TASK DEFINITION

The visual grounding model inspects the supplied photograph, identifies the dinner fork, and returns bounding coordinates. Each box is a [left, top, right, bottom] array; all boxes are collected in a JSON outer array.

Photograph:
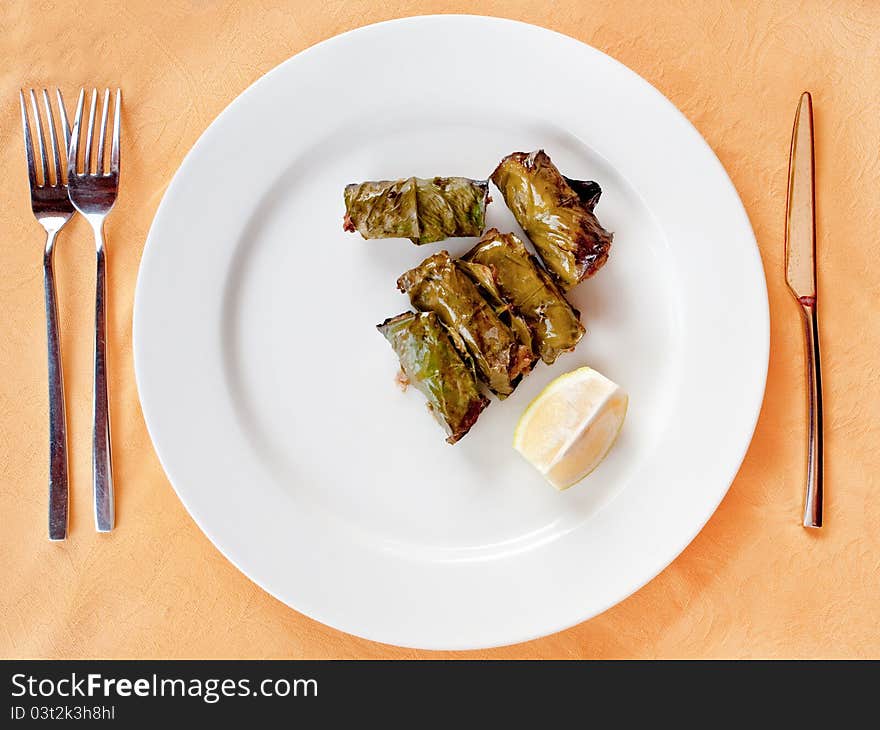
[[20, 89, 74, 541], [68, 88, 121, 533]]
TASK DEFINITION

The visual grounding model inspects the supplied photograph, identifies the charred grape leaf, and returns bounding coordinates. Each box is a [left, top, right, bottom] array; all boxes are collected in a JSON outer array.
[[491, 150, 612, 290]]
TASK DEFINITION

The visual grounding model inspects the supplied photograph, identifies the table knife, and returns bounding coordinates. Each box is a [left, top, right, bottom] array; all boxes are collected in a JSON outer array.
[[784, 91, 823, 528]]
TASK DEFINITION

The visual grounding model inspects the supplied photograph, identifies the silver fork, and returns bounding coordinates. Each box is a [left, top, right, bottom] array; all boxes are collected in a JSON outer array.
[[68, 88, 121, 533], [20, 89, 74, 541]]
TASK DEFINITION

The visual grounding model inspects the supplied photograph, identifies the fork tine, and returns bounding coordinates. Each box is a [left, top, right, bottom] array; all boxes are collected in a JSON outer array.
[[41, 89, 62, 185], [19, 90, 37, 188], [84, 88, 97, 174], [29, 90, 49, 186], [110, 89, 121, 174], [68, 88, 84, 178], [55, 89, 71, 157], [97, 89, 109, 174]]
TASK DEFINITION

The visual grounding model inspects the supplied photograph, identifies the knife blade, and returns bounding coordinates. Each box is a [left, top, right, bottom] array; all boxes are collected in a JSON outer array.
[[785, 92, 817, 303]]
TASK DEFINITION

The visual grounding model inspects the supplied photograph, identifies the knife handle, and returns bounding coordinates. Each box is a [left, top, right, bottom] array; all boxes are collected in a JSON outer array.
[[799, 299, 823, 528]]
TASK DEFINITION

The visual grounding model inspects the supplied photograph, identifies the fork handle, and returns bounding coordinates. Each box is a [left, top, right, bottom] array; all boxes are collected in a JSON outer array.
[[799, 300, 823, 528], [44, 232, 68, 541], [93, 236, 114, 532]]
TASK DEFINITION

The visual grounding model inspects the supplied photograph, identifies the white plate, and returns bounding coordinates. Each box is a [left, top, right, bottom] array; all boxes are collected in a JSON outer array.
[[134, 16, 768, 649]]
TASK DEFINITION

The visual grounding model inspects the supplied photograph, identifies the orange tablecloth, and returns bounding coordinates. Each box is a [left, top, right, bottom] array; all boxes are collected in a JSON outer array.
[[2, 0, 878, 659]]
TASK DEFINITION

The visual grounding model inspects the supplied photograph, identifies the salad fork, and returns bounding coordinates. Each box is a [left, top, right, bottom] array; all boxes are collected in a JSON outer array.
[[68, 88, 121, 533], [20, 89, 74, 541]]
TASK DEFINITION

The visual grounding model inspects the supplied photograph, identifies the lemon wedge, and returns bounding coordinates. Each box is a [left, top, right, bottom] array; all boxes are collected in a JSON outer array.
[[514, 367, 627, 490]]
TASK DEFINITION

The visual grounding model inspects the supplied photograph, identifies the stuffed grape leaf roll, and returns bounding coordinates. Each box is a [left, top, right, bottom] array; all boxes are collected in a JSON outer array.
[[490, 150, 612, 290], [456, 258, 536, 358], [398, 251, 533, 398], [344, 177, 489, 244], [378, 312, 489, 444], [462, 229, 584, 364]]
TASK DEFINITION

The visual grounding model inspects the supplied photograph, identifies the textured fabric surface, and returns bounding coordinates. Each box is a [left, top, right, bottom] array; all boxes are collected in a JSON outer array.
[[2, 0, 878, 659]]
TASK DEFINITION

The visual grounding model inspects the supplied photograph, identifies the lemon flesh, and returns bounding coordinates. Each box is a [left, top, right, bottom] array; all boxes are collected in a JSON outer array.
[[513, 367, 627, 490]]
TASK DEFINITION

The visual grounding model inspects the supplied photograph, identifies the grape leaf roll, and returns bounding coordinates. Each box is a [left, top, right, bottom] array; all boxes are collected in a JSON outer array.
[[462, 229, 584, 365], [377, 312, 489, 444], [344, 177, 489, 244], [490, 150, 612, 290], [398, 251, 534, 398]]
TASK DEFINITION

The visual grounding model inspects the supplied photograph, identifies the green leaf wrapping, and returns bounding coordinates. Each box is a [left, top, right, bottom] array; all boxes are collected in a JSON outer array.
[[490, 150, 612, 290], [344, 177, 489, 244], [462, 229, 585, 364], [397, 251, 533, 398], [377, 312, 489, 444], [456, 259, 537, 359]]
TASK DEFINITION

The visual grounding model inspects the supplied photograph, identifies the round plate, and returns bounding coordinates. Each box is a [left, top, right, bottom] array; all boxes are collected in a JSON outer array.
[[134, 15, 768, 649]]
